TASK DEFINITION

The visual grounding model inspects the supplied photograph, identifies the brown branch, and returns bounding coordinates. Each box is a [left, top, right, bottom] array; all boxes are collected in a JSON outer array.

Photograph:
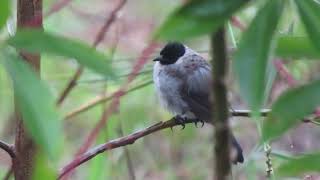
[[211, 28, 231, 179], [58, 109, 270, 179], [14, 0, 42, 179], [56, 0, 127, 105], [58, 118, 191, 179], [273, 59, 297, 86], [231, 16, 246, 31], [0, 140, 14, 158]]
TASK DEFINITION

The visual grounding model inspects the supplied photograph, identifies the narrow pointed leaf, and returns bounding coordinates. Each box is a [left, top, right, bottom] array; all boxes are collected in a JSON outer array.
[[233, 0, 284, 114], [155, 0, 249, 40], [1, 50, 63, 158], [277, 153, 320, 177], [295, 0, 320, 51], [262, 79, 320, 141], [0, 0, 10, 30], [7, 29, 114, 77]]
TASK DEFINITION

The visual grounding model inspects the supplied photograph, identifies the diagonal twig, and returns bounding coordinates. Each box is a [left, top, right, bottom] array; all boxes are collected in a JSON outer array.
[[0, 140, 14, 158], [65, 80, 153, 120], [58, 107, 320, 179], [58, 109, 270, 179], [58, 118, 201, 179]]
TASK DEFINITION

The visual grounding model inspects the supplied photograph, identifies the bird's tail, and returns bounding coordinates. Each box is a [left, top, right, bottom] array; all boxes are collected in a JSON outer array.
[[231, 135, 244, 164]]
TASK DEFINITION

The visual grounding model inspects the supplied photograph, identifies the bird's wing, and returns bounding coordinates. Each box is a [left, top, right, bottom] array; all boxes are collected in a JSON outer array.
[[180, 55, 213, 122]]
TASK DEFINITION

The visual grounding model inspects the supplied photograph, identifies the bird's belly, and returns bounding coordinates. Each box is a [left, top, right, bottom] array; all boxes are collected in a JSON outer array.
[[156, 80, 189, 116]]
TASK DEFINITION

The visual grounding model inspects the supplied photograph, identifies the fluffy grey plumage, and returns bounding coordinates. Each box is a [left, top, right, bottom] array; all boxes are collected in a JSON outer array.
[[153, 42, 244, 164]]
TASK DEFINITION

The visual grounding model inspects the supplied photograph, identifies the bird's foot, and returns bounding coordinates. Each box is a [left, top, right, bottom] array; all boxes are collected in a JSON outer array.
[[173, 115, 188, 130], [173, 115, 205, 130], [194, 119, 205, 128]]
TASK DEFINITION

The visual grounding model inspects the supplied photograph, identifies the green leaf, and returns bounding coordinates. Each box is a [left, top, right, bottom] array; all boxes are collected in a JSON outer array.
[[276, 36, 320, 59], [233, 0, 284, 114], [7, 29, 114, 77], [0, 50, 63, 158], [155, 0, 249, 40], [262, 79, 320, 141], [277, 153, 320, 177], [0, 0, 10, 31], [295, 0, 320, 51]]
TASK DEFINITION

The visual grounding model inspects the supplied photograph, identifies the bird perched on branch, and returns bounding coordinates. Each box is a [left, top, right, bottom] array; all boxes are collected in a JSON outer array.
[[153, 42, 244, 164]]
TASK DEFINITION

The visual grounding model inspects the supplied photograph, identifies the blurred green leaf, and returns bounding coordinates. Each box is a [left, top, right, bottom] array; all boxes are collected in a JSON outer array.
[[32, 151, 56, 180], [155, 0, 249, 40], [0, 50, 63, 158], [295, 0, 320, 51], [7, 29, 114, 77], [233, 0, 284, 114], [262, 79, 320, 141], [0, 0, 10, 31], [277, 153, 320, 177], [276, 36, 320, 59]]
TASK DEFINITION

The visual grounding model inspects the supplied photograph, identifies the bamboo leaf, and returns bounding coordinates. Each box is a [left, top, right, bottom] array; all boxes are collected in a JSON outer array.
[[262, 79, 320, 141], [7, 29, 114, 77], [1, 50, 63, 158], [233, 0, 284, 114], [295, 0, 320, 51], [155, 0, 249, 40], [277, 153, 320, 177]]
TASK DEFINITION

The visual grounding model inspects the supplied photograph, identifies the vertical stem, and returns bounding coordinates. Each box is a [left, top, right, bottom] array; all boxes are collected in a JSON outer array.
[[13, 0, 42, 179], [211, 28, 231, 180]]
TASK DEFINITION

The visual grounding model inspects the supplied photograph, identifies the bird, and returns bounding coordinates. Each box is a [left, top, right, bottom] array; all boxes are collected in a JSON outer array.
[[153, 42, 244, 164]]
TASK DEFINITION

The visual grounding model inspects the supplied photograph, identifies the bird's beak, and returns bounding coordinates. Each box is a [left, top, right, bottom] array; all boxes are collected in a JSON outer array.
[[153, 57, 161, 62]]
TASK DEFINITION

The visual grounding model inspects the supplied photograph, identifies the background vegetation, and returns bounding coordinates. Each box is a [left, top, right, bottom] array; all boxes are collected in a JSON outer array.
[[1, 0, 320, 179]]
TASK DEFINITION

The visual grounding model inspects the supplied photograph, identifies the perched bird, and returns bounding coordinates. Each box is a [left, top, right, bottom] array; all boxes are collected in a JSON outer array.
[[153, 42, 244, 164]]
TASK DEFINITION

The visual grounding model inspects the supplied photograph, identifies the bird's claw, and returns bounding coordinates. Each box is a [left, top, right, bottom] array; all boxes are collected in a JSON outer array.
[[174, 115, 187, 130], [194, 119, 204, 128]]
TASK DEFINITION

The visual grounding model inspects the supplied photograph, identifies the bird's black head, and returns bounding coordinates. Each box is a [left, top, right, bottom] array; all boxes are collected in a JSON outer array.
[[153, 42, 185, 65]]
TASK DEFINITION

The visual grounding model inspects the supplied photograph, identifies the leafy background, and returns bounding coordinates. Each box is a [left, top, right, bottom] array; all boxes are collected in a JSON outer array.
[[1, 0, 320, 179]]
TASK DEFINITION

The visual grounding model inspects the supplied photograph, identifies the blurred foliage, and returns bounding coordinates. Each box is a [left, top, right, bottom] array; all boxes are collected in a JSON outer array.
[[1, 0, 320, 179], [1, 49, 63, 158], [233, 0, 284, 115]]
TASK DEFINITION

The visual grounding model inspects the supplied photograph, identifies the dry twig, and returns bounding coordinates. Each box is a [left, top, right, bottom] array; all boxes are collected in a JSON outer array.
[[0, 140, 14, 158]]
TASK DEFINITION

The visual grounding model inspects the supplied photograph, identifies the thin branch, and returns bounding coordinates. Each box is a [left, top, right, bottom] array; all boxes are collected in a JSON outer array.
[[273, 59, 297, 86], [58, 118, 192, 179], [56, 0, 127, 105], [65, 80, 153, 120], [57, 67, 83, 105], [58, 109, 271, 179], [231, 109, 269, 117], [0, 140, 14, 158], [231, 16, 246, 31]]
